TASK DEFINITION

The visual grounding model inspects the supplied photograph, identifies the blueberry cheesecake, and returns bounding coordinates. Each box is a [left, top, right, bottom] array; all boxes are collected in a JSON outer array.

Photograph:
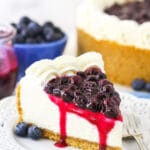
[[15, 52, 123, 150], [77, 0, 150, 85]]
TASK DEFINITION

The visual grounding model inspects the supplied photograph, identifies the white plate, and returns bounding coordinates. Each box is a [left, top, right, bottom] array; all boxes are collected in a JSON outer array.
[[0, 93, 150, 150]]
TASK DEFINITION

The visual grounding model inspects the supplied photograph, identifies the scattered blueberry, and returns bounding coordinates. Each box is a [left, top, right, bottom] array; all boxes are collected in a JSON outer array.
[[145, 83, 150, 92], [28, 125, 42, 140], [131, 78, 145, 91], [15, 122, 28, 137]]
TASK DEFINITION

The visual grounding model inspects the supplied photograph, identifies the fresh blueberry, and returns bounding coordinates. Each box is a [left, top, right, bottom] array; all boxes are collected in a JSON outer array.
[[19, 16, 31, 25], [27, 22, 41, 37], [131, 78, 145, 91], [12, 34, 25, 44], [52, 32, 64, 41], [145, 83, 150, 92], [21, 29, 29, 39], [36, 36, 44, 43], [43, 21, 53, 28], [16, 23, 26, 33], [15, 122, 28, 137], [11, 23, 17, 28], [43, 26, 54, 41], [26, 38, 36, 44], [28, 125, 42, 140]]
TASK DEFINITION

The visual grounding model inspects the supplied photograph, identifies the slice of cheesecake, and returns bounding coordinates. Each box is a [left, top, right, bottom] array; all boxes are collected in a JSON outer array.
[[16, 52, 123, 150]]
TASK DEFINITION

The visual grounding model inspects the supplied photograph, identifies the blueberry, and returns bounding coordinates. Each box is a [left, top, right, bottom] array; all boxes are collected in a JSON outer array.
[[15, 122, 28, 137], [26, 38, 36, 44], [145, 83, 150, 92], [62, 90, 74, 103], [43, 26, 54, 41], [11, 23, 17, 28], [51, 32, 64, 41], [21, 29, 29, 39], [19, 16, 31, 25], [27, 22, 41, 37], [104, 107, 118, 118], [12, 34, 25, 44], [52, 88, 61, 96], [35, 36, 44, 43], [131, 78, 145, 91], [28, 125, 42, 140], [43, 21, 54, 28], [16, 24, 26, 33], [99, 73, 107, 79]]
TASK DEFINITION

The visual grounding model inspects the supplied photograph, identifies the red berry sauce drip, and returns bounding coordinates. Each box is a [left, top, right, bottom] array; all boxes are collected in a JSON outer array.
[[48, 95, 122, 149], [44, 67, 122, 149]]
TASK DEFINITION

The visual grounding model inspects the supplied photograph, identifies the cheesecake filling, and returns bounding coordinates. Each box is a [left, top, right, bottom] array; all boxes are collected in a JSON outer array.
[[19, 53, 122, 149], [77, 0, 150, 49]]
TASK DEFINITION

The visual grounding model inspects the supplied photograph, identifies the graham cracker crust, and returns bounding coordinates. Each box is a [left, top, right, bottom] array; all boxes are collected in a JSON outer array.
[[16, 85, 121, 150], [43, 129, 121, 150], [78, 29, 150, 85]]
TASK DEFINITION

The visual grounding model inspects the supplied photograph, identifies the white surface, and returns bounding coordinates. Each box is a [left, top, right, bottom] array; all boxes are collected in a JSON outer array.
[[0, 92, 150, 150], [77, 0, 150, 49]]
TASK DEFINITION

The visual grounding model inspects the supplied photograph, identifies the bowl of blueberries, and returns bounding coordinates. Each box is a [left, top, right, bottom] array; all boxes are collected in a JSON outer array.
[[11, 16, 67, 80]]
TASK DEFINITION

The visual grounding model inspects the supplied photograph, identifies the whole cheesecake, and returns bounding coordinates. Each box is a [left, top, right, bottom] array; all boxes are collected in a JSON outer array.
[[16, 52, 123, 150], [77, 0, 150, 85]]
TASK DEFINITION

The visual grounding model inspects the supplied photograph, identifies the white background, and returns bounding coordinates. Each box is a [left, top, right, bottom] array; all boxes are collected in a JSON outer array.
[[0, 0, 81, 33]]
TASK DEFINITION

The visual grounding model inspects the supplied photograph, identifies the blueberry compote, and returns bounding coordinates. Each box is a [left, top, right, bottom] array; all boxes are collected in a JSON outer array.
[[0, 25, 18, 99], [44, 67, 122, 150], [104, 0, 150, 24]]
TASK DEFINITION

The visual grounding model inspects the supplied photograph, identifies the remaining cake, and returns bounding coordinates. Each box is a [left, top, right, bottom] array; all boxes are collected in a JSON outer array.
[[77, 0, 150, 85], [16, 52, 122, 150]]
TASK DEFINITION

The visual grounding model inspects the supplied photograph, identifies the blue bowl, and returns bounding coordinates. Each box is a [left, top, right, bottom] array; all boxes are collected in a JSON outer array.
[[13, 35, 67, 80]]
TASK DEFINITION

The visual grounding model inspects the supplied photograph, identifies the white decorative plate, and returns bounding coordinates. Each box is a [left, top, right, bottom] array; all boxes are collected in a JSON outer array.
[[0, 93, 150, 150]]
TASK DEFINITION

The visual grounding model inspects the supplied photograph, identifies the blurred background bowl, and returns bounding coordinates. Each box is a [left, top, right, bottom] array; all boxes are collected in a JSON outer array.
[[13, 34, 67, 80]]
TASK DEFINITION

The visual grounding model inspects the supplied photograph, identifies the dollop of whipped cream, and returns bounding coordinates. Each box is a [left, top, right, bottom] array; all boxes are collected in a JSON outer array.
[[25, 52, 105, 86], [77, 0, 150, 50]]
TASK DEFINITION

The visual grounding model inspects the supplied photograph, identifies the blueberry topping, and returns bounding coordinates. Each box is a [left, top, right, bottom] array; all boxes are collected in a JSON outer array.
[[28, 125, 42, 140], [131, 78, 145, 91], [15, 122, 28, 137], [45, 67, 121, 118], [145, 83, 150, 92], [104, 0, 150, 24]]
